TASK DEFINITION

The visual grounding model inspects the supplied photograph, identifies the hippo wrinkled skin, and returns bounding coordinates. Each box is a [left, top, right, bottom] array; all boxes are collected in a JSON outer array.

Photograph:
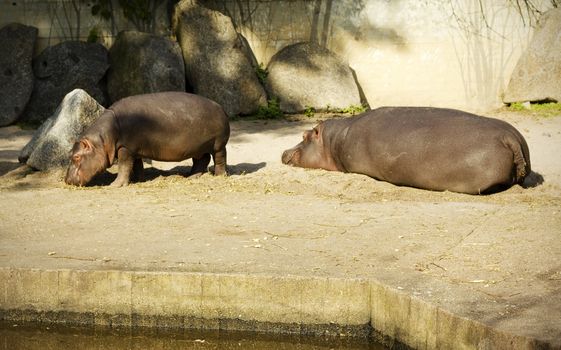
[[282, 107, 531, 194], [65, 92, 230, 187]]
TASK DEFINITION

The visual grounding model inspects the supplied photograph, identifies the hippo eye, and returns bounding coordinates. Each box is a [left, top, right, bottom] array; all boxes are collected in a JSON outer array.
[[73, 155, 81, 162]]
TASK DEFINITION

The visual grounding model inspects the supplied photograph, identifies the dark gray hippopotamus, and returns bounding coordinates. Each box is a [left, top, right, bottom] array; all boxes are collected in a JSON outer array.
[[282, 107, 531, 194], [65, 92, 230, 187]]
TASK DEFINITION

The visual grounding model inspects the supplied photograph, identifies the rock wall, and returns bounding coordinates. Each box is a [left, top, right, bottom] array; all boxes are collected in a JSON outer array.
[[504, 7, 561, 104], [0, 0, 556, 112], [107, 31, 185, 103], [173, 0, 267, 116], [200, 0, 555, 112], [0, 23, 37, 126]]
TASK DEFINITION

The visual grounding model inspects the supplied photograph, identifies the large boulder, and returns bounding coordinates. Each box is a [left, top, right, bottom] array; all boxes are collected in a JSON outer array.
[[0, 23, 37, 126], [172, 0, 267, 116], [19, 89, 104, 171], [504, 8, 561, 103], [266, 42, 361, 113], [20, 41, 109, 125], [107, 30, 185, 103]]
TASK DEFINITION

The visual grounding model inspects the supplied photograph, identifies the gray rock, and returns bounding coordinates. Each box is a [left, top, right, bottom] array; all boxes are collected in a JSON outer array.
[[21, 41, 109, 125], [20, 89, 105, 171], [504, 8, 561, 103], [19, 116, 54, 164], [173, 0, 267, 116], [266, 42, 361, 113], [107, 30, 185, 103], [0, 23, 37, 126]]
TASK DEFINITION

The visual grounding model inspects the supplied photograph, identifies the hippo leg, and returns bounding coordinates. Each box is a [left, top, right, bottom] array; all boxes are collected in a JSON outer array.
[[131, 158, 144, 183], [189, 153, 211, 177], [111, 147, 134, 187], [213, 147, 227, 176]]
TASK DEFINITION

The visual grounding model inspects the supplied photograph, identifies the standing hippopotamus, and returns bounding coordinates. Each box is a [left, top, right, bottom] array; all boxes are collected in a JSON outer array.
[[65, 92, 230, 187], [282, 107, 531, 194]]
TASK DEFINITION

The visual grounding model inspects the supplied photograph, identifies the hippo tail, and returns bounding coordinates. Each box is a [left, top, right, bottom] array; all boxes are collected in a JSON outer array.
[[503, 133, 531, 184]]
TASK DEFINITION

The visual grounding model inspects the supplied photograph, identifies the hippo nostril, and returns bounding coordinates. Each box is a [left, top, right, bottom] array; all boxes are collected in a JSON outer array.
[[281, 151, 290, 164], [282, 149, 296, 165]]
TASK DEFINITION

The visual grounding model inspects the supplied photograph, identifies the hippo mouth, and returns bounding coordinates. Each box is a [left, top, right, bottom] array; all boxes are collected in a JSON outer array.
[[65, 164, 97, 187], [281, 149, 297, 165], [65, 167, 85, 187]]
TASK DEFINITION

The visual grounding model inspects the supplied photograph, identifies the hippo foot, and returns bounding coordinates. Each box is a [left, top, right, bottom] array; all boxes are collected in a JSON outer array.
[[213, 169, 228, 176], [110, 177, 129, 187], [213, 164, 228, 176]]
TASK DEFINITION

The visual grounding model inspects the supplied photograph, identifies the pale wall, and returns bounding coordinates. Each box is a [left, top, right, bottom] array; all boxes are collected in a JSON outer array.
[[208, 0, 550, 112], [0, 0, 552, 113]]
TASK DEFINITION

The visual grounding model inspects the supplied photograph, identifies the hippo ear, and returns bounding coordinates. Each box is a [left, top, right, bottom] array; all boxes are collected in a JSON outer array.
[[312, 123, 323, 141], [79, 138, 94, 153]]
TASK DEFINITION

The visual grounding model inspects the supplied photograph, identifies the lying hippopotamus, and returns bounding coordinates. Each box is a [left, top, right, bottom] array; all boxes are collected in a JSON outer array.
[[282, 107, 531, 194], [65, 92, 230, 187]]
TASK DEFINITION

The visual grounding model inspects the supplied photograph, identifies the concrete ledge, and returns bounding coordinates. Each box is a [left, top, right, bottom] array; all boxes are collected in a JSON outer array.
[[0, 268, 370, 335], [1, 267, 555, 349], [369, 284, 549, 349]]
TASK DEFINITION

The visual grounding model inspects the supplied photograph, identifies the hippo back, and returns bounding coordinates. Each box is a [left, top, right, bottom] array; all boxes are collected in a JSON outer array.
[[339, 107, 530, 194], [109, 92, 229, 162]]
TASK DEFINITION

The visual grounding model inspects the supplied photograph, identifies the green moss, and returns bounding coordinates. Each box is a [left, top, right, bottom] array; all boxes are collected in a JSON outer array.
[[531, 102, 561, 114], [505, 102, 561, 118]]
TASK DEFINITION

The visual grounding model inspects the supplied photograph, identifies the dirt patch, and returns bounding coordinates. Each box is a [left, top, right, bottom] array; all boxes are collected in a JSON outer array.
[[2, 112, 560, 203], [1, 110, 560, 277]]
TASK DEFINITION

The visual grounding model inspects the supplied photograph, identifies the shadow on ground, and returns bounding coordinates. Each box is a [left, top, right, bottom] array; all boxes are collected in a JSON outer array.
[[87, 162, 267, 187]]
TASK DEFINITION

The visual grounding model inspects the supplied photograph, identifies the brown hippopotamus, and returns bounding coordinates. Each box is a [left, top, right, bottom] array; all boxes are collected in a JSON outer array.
[[65, 92, 230, 187], [282, 107, 531, 194]]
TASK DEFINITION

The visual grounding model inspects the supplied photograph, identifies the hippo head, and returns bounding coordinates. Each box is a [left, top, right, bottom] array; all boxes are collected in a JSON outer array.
[[281, 122, 337, 171], [65, 136, 113, 186]]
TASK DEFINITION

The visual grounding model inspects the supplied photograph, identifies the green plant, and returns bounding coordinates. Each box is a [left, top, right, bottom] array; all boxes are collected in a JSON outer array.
[[256, 98, 283, 119], [506, 102, 561, 118], [530, 102, 561, 117], [255, 63, 268, 85], [507, 102, 527, 111], [338, 104, 367, 115], [304, 106, 315, 118], [87, 26, 100, 43]]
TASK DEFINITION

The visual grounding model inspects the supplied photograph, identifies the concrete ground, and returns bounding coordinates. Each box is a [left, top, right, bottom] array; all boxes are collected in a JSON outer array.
[[0, 111, 560, 349]]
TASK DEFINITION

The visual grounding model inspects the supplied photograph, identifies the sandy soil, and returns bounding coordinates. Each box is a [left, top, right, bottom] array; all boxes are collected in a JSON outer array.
[[1, 111, 560, 203], [1, 110, 560, 276]]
